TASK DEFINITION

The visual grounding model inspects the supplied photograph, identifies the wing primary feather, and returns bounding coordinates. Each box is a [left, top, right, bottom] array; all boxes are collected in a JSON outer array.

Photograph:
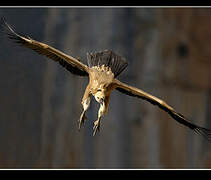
[[1, 17, 89, 77], [194, 128, 211, 142], [115, 80, 211, 142]]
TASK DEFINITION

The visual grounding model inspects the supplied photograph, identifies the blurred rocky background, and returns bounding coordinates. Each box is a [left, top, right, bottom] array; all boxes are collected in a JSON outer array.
[[0, 7, 211, 168]]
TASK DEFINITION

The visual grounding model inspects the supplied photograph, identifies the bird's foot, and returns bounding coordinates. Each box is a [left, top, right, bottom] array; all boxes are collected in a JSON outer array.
[[93, 119, 101, 136], [78, 111, 87, 131]]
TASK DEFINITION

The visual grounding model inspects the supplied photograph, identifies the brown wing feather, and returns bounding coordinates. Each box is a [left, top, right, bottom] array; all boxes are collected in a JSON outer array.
[[1, 17, 89, 76], [114, 79, 211, 142]]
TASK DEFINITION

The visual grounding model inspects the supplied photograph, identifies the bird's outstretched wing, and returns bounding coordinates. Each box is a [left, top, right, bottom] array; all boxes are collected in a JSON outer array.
[[1, 17, 89, 76], [114, 79, 211, 141]]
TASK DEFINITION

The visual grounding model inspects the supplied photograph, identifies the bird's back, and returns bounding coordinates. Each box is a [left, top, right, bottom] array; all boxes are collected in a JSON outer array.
[[88, 65, 114, 91]]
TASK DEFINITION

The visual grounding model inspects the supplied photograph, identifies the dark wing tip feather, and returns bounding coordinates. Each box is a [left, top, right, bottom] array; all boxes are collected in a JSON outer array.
[[170, 111, 211, 142], [116, 85, 211, 142], [1, 17, 24, 44], [1, 17, 14, 34], [193, 126, 211, 142], [1, 17, 89, 77]]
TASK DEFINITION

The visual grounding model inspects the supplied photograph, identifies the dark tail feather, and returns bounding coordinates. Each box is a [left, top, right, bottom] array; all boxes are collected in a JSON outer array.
[[87, 50, 128, 77]]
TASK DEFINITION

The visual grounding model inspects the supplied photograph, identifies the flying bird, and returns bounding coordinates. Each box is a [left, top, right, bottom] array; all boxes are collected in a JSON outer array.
[[1, 17, 211, 139]]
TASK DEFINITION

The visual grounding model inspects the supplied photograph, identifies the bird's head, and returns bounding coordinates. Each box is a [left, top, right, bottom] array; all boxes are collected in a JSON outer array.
[[94, 88, 105, 105]]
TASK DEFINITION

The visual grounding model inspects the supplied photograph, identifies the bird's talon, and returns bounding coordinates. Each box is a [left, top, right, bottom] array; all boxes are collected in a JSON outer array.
[[93, 120, 100, 136], [78, 112, 87, 131]]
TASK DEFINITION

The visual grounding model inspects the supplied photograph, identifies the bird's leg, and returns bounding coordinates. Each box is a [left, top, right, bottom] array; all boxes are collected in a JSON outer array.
[[78, 92, 91, 131], [93, 100, 107, 136], [79, 110, 87, 130]]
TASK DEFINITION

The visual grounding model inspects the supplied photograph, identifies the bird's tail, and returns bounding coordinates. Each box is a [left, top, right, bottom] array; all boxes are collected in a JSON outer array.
[[87, 50, 128, 78]]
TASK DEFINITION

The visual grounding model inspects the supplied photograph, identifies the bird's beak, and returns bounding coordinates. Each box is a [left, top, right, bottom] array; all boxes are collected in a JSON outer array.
[[99, 98, 104, 105]]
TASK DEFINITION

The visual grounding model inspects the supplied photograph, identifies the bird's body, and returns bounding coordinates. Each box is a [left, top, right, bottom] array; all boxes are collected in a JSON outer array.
[[80, 51, 127, 135], [1, 17, 211, 139]]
